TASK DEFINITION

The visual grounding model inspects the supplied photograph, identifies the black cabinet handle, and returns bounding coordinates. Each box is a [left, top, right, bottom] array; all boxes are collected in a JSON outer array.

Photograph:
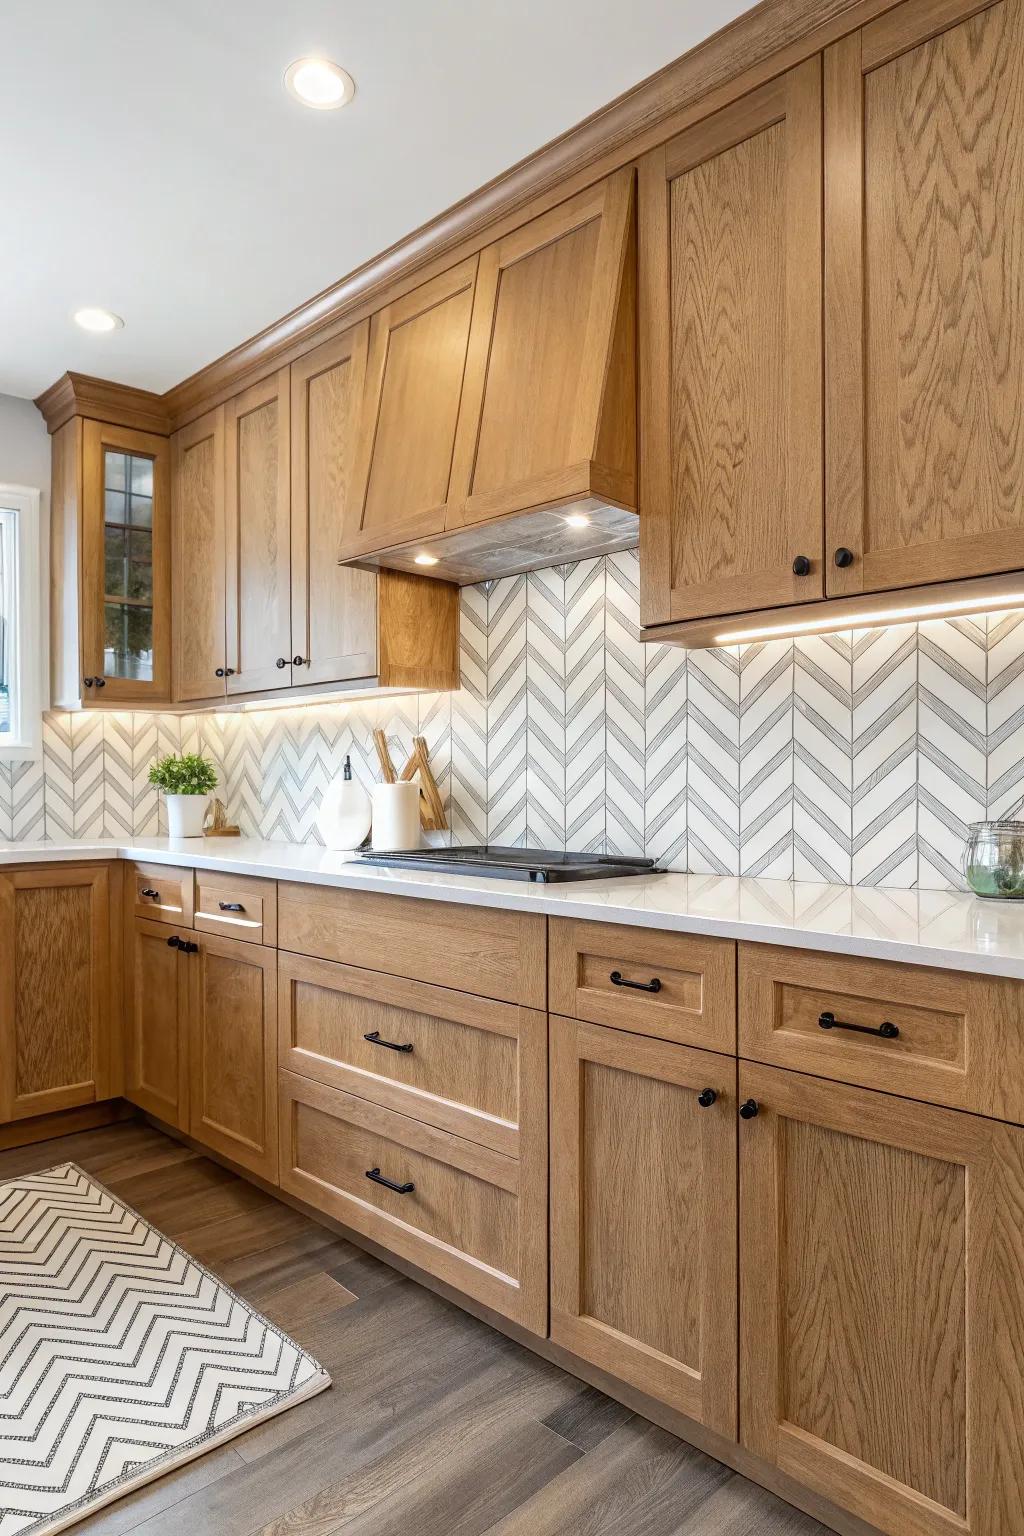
[[218, 901, 245, 913], [140, 888, 160, 899], [818, 1010, 899, 1040], [609, 970, 662, 994], [739, 1099, 759, 1119], [364, 1029, 414, 1054], [292, 655, 307, 666], [276, 657, 288, 669], [792, 555, 811, 576], [834, 547, 855, 568], [365, 1167, 414, 1195], [215, 667, 226, 678], [167, 935, 182, 948], [83, 677, 94, 688], [697, 1088, 717, 1107]]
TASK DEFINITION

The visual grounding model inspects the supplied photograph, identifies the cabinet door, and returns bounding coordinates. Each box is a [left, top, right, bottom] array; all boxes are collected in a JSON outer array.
[[826, 0, 1024, 596], [172, 405, 226, 701], [340, 257, 479, 558], [740, 1062, 1024, 1536], [0, 866, 113, 1121], [225, 368, 292, 694], [82, 421, 171, 703], [639, 59, 823, 626], [549, 1016, 737, 1433], [126, 918, 189, 1129], [290, 326, 378, 686], [446, 170, 636, 528], [189, 931, 278, 1181]]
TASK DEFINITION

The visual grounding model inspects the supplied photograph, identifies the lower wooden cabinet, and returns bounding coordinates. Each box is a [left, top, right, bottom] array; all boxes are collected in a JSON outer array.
[[739, 1062, 1024, 1536], [0, 864, 117, 1122], [549, 1015, 737, 1434], [127, 918, 190, 1130], [189, 932, 278, 1182]]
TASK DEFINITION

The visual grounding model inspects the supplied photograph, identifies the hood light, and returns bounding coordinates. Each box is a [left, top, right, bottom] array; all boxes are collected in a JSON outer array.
[[414, 553, 439, 567], [565, 513, 591, 529]]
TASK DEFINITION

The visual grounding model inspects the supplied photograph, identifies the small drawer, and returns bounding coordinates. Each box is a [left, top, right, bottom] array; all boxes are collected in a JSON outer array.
[[739, 942, 1024, 1122], [194, 871, 277, 946], [132, 863, 194, 927], [549, 918, 735, 1052], [278, 952, 544, 1157], [278, 883, 546, 1006], [278, 1070, 546, 1331]]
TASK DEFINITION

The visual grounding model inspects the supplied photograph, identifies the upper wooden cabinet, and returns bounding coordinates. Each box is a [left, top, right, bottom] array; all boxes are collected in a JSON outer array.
[[51, 416, 172, 707], [290, 326, 378, 687], [639, 59, 823, 627], [337, 173, 638, 583], [0, 864, 117, 1122], [173, 405, 226, 702], [826, 0, 1024, 598]]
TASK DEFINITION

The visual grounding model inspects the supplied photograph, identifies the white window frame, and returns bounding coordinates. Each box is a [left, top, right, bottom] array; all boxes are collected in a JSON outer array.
[[0, 484, 45, 761]]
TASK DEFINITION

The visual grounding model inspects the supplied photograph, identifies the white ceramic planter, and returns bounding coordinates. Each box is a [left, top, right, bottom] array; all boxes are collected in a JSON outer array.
[[164, 793, 209, 838]]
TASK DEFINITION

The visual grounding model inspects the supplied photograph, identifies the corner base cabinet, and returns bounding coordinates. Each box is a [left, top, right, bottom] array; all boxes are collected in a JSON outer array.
[[739, 1063, 1024, 1536]]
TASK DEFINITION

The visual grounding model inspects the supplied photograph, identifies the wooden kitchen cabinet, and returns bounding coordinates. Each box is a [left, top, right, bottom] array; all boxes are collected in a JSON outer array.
[[189, 930, 278, 1182], [290, 324, 378, 686], [739, 1061, 1024, 1536], [826, 0, 1024, 598], [224, 368, 292, 695], [126, 917, 190, 1130], [340, 258, 480, 560], [639, 58, 823, 627], [0, 865, 117, 1121], [549, 1015, 737, 1434], [172, 404, 227, 701]]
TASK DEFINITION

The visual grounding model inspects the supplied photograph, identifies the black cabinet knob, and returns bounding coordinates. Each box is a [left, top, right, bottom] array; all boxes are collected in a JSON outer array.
[[292, 655, 307, 666], [140, 888, 160, 899], [225, 667, 236, 677], [276, 657, 288, 669], [83, 677, 94, 688], [167, 935, 182, 948], [215, 667, 225, 678], [792, 555, 811, 577], [95, 677, 106, 688], [697, 1088, 717, 1108], [834, 547, 855, 568], [182, 940, 199, 955], [739, 1099, 759, 1120]]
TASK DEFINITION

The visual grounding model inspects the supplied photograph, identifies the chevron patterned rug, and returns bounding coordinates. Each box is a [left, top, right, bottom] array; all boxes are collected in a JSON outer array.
[[0, 1162, 331, 1535]]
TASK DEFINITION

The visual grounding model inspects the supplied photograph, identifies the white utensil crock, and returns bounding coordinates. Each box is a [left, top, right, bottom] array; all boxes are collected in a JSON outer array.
[[370, 782, 420, 851]]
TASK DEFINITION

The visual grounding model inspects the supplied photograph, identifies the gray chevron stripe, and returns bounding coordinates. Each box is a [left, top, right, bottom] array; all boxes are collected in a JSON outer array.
[[0, 1164, 328, 1535]]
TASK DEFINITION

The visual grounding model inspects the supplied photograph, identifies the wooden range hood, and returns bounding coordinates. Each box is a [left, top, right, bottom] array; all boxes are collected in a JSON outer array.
[[335, 169, 638, 585]]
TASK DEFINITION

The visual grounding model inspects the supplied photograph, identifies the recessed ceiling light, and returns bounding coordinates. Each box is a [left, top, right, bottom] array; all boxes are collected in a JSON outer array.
[[74, 307, 124, 333], [284, 57, 355, 110], [565, 513, 591, 529], [413, 553, 439, 567]]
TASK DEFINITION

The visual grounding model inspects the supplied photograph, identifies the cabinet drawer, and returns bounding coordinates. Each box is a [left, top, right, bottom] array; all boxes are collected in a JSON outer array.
[[279, 1070, 546, 1331], [549, 919, 735, 1052], [739, 942, 1024, 1122], [278, 952, 544, 1157], [278, 883, 546, 1006], [194, 871, 276, 946], [132, 863, 194, 927]]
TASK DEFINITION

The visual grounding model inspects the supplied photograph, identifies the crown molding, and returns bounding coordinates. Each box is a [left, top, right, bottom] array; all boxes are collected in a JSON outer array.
[[33, 372, 171, 437]]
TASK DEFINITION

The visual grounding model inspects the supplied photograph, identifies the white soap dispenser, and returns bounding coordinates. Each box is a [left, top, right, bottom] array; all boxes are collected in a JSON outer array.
[[317, 755, 372, 852]]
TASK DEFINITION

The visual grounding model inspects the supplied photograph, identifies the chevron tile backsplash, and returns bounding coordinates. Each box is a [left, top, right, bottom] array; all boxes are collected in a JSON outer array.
[[6, 548, 1024, 891]]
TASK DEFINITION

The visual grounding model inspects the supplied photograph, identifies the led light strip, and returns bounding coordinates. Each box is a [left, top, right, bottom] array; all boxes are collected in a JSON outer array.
[[713, 590, 1024, 645]]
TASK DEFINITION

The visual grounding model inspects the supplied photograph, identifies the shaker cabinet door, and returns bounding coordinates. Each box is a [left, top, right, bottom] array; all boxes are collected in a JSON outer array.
[[172, 405, 226, 701]]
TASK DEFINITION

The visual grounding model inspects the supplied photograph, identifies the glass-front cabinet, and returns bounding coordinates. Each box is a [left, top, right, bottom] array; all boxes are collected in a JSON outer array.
[[82, 421, 170, 703]]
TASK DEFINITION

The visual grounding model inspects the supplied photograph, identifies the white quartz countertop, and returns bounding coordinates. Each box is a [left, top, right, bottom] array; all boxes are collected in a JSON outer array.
[[3, 835, 1024, 979]]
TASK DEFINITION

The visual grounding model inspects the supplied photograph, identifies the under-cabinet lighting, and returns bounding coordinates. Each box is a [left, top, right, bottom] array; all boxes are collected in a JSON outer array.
[[74, 307, 123, 333], [713, 590, 1024, 645], [413, 553, 440, 566], [284, 57, 355, 110], [565, 513, 591, 529]]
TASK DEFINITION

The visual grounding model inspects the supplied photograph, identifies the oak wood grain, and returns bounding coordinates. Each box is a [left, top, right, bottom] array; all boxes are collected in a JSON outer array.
[[126, 917, 190, 1130], [193, 871, 277, 947], [172, 405, 226, 702], [130, 862, 194, 927]]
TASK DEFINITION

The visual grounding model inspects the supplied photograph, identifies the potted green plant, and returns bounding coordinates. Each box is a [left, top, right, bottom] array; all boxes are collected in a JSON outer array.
[[148, 753, 218, 838]]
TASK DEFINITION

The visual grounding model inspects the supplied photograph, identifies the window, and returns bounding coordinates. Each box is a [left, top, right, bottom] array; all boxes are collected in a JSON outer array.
[[103, 449, 154, 681], [0, 484, 43, 759]]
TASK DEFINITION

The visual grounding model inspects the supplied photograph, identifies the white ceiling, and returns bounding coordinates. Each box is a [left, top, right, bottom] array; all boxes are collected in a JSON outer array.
[[0, 0, 752, 400]]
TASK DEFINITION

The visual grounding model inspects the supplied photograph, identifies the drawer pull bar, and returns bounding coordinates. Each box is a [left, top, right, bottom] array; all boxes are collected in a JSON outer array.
[[364, 1030, 414, 1054], [609, 970, 662, 994], [366, 1167, 415, 1195], [818, 1010, 899, 1040], [218, 901, 245, 912], [140, 888, 160, 899]]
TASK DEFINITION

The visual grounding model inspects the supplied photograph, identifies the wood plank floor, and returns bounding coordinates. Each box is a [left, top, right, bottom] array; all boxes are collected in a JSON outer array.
[[0, 1121, 831, 1536]]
